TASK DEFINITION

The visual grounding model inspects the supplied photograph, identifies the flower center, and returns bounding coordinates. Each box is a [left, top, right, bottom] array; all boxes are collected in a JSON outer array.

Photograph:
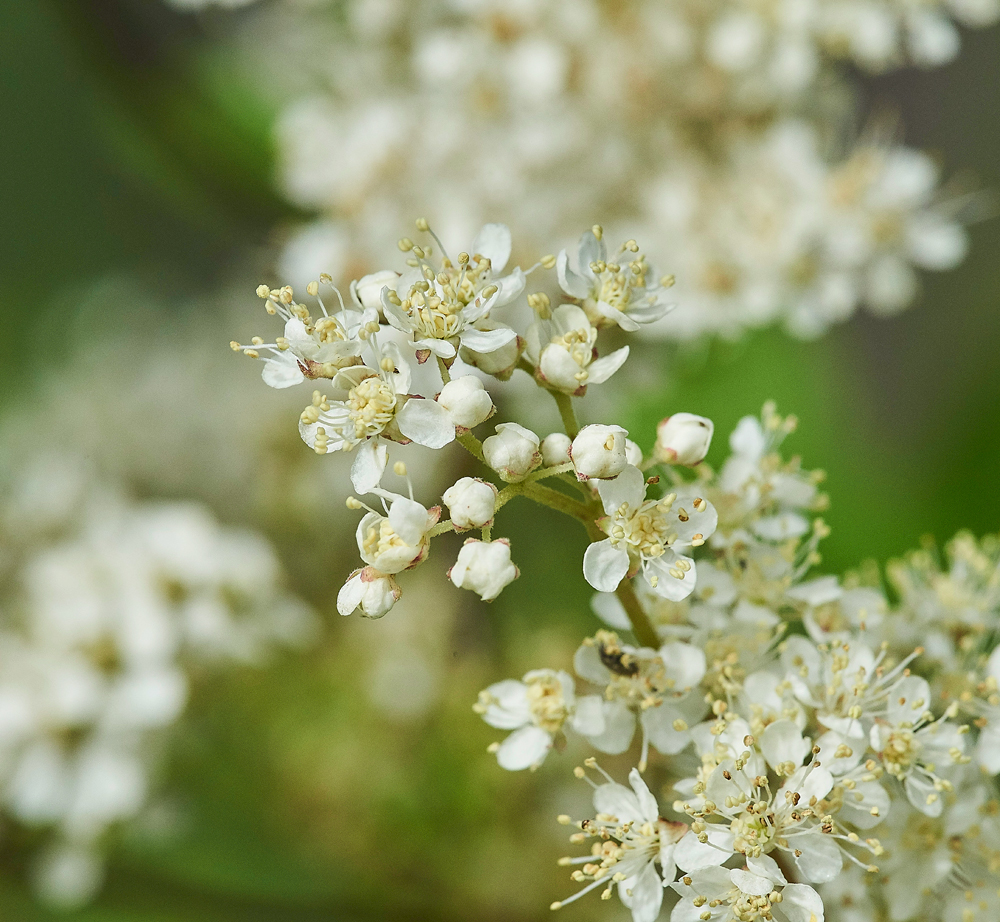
[[347, 376, 397, 439], [525, 674, 570, 734], [362, 519, 409, 561], [881, 728, 917, 775], [605, 497, 677, 559]]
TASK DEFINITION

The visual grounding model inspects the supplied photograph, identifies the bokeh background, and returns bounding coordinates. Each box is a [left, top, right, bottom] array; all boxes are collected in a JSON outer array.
[[1, 0, 999, 919]]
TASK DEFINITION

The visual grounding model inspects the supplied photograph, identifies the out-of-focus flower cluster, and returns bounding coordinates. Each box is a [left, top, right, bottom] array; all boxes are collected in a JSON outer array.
[[211, 0, 995, 338], [0, 455, 315, 908], [230, 219, 1000, 921]]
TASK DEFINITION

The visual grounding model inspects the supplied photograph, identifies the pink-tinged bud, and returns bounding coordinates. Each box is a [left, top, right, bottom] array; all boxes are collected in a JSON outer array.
[[448, 539, 519, 601], [655, 413, 714, 466], [437, 376, 494, 429], [482, 423, 541, 481], [337, 567, 402, 618], [570, 424, 629, 481], [442, 477, 498, 530]]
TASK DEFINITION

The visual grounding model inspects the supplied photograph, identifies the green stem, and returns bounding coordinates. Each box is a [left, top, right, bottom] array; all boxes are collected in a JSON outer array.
[[521, 482, 593, 525], [614, 578, 660, 649], [437, 356, 452, 385], [519, 461, 574, 484], [456, 431, 485, 463], [429, 520, 457, 538], [552, 391, 580, 439]]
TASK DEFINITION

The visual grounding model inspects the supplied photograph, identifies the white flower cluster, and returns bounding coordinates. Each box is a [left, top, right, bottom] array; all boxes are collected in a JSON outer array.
[[213, 0, 992, 338], [232, 221, 678, 618], [472, 403, 1000, 922], [0, 457, 315, 908], [231, 221, 1000, 922]]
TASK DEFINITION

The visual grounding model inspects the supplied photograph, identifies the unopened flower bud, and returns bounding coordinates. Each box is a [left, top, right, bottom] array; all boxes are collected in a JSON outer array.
[[437, 376, 494, 429], [351, 269, 399, 311], [449, 539, 519, 601], [483, 423, 541, 481], [655, 413, 714, 466], [442, 477, 498, 530], [541, 432, 572, 467], [337, 567, 402, 619], [570, 424, 628, 481]]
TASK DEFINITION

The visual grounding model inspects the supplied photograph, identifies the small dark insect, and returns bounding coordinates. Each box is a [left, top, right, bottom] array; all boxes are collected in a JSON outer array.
[[599, 643, 639, 677]]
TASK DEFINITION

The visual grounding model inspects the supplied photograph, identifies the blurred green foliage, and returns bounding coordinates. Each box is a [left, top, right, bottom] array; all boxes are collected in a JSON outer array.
[[0, 0, 998, 919]]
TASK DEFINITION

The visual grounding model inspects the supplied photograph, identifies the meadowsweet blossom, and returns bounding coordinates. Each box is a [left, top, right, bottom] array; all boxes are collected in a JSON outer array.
[[584, 466, 718, 600]]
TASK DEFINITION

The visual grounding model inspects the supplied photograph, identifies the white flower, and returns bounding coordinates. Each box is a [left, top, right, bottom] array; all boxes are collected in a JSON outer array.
[[482, 422, 541, 481], [868, 675, 967, 817], [442, 477, 498, 531], [655, 413, 714, 466], [449, 538, 519, 601], [573, 630, 708, 762], [555, 766, 688, 922], [670, 855, 825, 922], [583, 466, 717, 600], [298, 339, 455, 493], [557, 229, 673, 332], [570, 424, 629, 481], [232, 284, 372, 389], [436, 375, 494, 429], [380, 223, 524, 360], [524, 304, 629, 395], [474, 669, 603, 770], [540, 432, 572, 467], [337, 566, 402, 619], [356, 494, 439, 575]]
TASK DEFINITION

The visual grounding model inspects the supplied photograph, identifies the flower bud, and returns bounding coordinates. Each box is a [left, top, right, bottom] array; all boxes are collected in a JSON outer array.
[[482, 423, 541, 481], [541, 432, 572, 467], [437, 376, 494, 429], [655, 413, 714, 466], [570, 424, 628, 481], [460, 323, 523, 380], [449, 539, 519, 601], [351, 269, 399, 312], [337, 567, 402, 619], [442, 477, 498, 531]]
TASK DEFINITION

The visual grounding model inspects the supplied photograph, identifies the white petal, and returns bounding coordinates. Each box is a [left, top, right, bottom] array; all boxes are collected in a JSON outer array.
[[645, 552, 697, 601], [642, 704, 691, 755], [674, 828, 734, 872], [584, 699, 636, 754], [493, 267, 526, 305], [746, 855, 785, 885], [583, 540, 630, 592], [628, 768, 660, 821], [337, 573, 366, 616], [472, 223, 512, 273], [569, 694, 606, 737], [573, 642, 612, 685], [590, 592, 631, 629], [481, 679, 531, 729], [730, 868, 773, 897], [261, 352, 305, 388], [556, 249, 590, 299], [792, 831, 842, 883], [586, 346, 630, 384], [496, 725, 552, 770], [887, 676, 931, 726], [388, 497, 430, 546], [761, 720, 809, 772], [597, 464, 646, 515], [459, 326, 517, 354], [413, 338, 457, 358], [594, 782, 642, 824], [395, 398, 455, 449], [350, 439, 388, 494], [660, 642, 706, 690], [618, 862, 663, 922], [778, 884, 825, 922], [596, 299, 641, 332]]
